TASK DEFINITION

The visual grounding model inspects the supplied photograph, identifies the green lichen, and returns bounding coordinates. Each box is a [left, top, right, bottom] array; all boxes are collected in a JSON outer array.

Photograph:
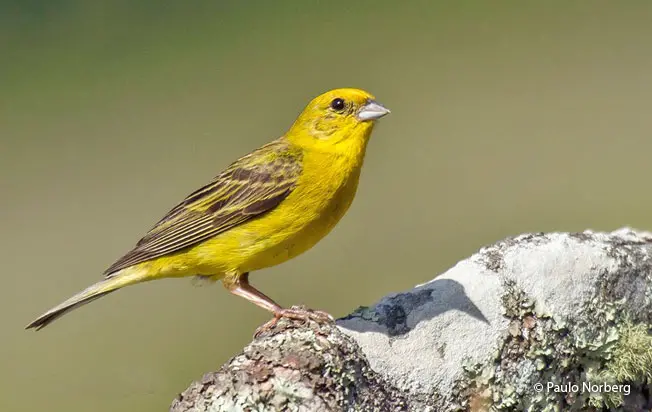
[[454, 274, 651, 411], [586, 320, 652, 408], [609, 321, 652, 382]]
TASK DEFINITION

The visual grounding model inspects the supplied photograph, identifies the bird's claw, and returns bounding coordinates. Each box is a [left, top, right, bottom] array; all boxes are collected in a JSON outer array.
[[254, 306, 334, 337]]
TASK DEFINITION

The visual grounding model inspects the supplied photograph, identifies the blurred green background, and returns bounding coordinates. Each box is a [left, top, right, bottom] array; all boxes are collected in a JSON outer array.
[[3, 1, 652, 411]]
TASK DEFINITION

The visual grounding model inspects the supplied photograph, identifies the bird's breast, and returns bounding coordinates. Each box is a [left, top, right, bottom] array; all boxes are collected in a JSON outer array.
[[229, 152, 364, 272]]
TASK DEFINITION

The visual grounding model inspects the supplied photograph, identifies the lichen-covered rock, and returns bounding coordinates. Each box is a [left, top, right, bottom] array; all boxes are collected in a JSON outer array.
[[170, 311, 409, 412], [171, 229, 652, 411]]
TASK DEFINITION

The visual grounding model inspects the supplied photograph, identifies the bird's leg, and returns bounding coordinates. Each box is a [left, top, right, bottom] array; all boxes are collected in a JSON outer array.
[[224, 273, 334, 337]]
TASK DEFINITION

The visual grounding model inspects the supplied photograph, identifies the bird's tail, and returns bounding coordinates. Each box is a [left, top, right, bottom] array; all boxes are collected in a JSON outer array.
[[25, 268, 148, 331]]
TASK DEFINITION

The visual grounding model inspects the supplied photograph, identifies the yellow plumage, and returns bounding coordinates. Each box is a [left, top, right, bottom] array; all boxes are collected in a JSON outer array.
[[26, 88, 390, 332]]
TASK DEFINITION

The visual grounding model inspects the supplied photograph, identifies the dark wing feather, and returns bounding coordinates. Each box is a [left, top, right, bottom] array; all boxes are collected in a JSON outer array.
[[104, 139, 302, 276]]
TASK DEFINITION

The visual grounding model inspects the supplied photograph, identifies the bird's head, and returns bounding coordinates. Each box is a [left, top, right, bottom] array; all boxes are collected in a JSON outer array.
[[287, 88, 390, 155]]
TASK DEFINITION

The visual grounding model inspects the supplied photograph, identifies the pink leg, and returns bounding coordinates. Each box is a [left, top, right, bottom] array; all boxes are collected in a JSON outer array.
[[224, 273, 334, 337]]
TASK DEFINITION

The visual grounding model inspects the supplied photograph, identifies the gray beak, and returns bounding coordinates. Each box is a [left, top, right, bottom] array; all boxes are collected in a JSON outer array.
[[357, 100, 391, 121]]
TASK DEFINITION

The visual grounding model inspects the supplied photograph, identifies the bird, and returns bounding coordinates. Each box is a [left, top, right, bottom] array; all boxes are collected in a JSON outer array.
[[26, 88, 390, 335]]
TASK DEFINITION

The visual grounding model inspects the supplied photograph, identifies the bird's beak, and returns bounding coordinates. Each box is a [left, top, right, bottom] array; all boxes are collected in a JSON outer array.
[[357, 100, 391, 121]]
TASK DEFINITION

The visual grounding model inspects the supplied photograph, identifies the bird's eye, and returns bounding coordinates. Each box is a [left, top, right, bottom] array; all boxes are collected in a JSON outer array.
[[330, 98, 345, 111]]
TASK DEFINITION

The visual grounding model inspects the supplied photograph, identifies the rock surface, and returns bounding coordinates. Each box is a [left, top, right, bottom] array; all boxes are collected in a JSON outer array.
[[170, 229, 652, 412]]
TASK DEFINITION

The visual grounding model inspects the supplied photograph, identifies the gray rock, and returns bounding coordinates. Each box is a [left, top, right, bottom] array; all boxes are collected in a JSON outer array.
[[170, 229, 652, 412]]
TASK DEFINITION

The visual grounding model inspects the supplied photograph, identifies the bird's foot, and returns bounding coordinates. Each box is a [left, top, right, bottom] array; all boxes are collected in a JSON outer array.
[[254, 305, 335, 337]]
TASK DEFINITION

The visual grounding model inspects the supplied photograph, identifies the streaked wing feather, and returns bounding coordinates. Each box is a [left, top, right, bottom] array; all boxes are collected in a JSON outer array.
[[104, 140, 302, 276]]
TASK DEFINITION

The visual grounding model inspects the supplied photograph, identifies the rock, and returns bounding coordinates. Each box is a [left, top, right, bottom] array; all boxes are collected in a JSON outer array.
[[170, 229, 652, 412]]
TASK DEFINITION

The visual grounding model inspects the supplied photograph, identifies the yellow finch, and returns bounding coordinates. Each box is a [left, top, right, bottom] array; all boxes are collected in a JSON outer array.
[[26, 88, 390, 334]]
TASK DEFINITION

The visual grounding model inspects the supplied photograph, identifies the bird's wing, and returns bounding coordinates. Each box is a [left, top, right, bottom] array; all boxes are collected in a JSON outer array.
[[104, 139, 302, 276]]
